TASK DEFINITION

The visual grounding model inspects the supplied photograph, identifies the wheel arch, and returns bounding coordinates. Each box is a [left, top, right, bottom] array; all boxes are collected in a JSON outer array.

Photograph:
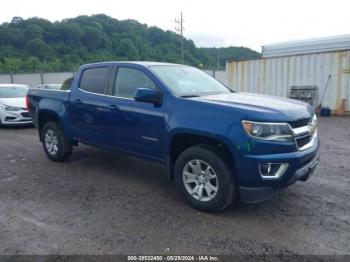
[[167, 131, 237, 180], [37, 109, 62, 141]]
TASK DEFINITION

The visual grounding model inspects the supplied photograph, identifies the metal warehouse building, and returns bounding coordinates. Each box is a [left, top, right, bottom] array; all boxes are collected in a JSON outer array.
[[226, 34, 350, 113]]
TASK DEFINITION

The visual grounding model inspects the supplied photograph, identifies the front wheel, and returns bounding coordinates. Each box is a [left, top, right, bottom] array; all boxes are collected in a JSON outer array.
[[42, 121, 72, 162], [174, 145, 237, 212]]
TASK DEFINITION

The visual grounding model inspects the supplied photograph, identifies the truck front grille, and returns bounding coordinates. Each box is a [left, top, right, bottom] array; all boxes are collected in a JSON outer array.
[[290, 115, 317, 150], [289, 117, 311, 128], [295, 134, 312, 148]]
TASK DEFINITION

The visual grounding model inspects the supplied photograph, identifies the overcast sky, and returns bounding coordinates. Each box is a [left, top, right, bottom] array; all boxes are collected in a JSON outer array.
[[1, 0, 349, 51]]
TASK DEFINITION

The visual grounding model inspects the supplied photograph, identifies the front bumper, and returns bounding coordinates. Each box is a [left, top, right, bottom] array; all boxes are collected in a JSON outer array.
[[0, 109, 33, 126], [238, 138, 320, 203]]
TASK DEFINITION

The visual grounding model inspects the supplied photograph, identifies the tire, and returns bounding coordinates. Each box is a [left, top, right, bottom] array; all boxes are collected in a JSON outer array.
[[42, 121, 72, 162], [174, 144, 237, 212]]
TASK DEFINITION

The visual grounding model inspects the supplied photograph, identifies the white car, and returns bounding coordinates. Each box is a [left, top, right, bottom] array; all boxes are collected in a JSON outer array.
[[0, 84, 33, 126]]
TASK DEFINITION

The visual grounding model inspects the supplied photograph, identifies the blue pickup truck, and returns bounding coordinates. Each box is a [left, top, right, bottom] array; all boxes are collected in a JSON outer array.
[[27, 62, 320, 212]]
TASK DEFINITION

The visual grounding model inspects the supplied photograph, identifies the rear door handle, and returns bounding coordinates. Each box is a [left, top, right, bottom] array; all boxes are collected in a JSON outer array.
[[74, 99, 83, 104]]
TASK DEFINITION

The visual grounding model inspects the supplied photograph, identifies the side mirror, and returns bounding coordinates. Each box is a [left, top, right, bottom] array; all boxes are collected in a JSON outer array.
[[134, 88, 162, 105]]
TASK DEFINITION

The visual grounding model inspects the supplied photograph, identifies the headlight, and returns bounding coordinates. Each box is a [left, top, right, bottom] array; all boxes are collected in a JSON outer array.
[[242, 121, 293, 142], [1, 104, 21, 111]]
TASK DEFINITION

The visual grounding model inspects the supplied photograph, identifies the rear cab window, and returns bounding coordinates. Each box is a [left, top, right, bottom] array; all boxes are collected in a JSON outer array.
[[79, 67, 109, 94]]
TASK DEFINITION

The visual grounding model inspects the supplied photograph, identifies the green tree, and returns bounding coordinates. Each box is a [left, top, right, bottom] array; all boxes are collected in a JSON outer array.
[[1, 57, 23, 72], [24, 38, 54, 60], [118, 39, 139, 60], [24, 57, 41, 72], [24, 24, 43, 40], [11, 17, 23, 25], [0, 14, 261, 73]]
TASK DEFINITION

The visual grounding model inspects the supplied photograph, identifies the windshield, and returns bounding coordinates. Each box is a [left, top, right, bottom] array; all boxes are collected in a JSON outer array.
[[150, 65, 231, 97], [0, 85, 28, 98]]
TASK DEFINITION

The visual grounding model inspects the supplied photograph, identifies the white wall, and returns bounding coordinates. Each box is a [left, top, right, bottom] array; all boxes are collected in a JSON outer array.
[[13, 73, 42, 88], [43, 72, 74, 85], [0, 74, 11, 84], [0, 72, 74, 87]]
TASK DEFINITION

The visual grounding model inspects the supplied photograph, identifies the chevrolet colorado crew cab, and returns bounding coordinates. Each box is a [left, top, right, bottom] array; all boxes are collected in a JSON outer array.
[[27, 62, 320, 212]]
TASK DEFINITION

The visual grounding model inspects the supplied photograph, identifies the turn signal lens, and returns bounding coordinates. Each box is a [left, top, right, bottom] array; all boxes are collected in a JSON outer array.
[[242, 121, 253, 133]]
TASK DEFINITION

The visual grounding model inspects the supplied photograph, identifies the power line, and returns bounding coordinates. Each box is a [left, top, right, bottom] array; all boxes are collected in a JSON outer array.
[[175, 12, 185, 64]]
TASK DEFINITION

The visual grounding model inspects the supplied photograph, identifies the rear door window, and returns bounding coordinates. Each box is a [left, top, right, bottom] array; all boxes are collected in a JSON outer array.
[[79, 67, 109, 94]]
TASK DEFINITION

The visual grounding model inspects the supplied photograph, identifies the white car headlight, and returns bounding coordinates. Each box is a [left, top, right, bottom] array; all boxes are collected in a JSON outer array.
[[1, 104, 21, 111], [242, 121, 293, 142]]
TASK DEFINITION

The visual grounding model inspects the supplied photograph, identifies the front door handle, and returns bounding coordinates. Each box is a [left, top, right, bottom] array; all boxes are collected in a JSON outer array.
[[96, 106, 109, 112], [109, 104, 119, 111], [74, 99, 83, 104]]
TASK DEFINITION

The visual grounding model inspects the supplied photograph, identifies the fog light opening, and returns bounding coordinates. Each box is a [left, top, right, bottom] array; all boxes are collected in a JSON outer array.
[[259, 163, 289, 179]]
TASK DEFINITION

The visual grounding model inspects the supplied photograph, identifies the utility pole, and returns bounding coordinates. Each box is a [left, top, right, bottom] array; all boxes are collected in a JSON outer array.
[[175, 12, 185, 64]]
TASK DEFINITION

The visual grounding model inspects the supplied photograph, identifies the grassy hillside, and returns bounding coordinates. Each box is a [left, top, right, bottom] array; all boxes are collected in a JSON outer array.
[[0, 14, 261, 73]]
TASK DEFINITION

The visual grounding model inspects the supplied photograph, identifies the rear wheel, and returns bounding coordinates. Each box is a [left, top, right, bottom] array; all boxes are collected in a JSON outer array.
[[42, 121, 72, 161], [174, 145, 237, 212]]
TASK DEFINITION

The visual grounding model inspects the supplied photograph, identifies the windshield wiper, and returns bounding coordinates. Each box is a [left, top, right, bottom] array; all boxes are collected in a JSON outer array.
[[180, 94, 201, 98]]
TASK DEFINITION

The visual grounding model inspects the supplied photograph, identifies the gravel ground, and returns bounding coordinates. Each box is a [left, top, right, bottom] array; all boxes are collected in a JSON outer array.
[[0, 117, 349, 255]]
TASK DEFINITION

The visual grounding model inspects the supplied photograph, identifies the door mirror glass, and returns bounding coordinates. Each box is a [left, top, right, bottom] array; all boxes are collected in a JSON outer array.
[[134, 88, 162, 105]]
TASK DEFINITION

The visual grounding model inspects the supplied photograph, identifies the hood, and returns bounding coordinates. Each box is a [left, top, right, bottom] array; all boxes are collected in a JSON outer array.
[[0, 97, 26, 109], [194, 92, 314, 121]]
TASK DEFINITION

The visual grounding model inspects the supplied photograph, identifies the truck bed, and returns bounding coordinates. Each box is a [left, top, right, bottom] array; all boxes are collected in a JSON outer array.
[[27, 89, 71, 128]]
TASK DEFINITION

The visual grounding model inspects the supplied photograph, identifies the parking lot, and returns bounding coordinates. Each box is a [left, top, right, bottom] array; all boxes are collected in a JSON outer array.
[[0, 117, 349, 255]]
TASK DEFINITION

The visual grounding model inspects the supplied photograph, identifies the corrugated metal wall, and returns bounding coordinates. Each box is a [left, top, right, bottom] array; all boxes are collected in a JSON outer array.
[[227, 51, 350, 112], [262, 34, 350, 58]]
